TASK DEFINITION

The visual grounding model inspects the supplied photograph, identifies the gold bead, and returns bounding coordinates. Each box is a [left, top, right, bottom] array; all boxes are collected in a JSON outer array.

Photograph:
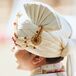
[[24, 37, 27, 39], [14, 33, 18, 38], [24, 41, 27, 43], [33, 46, 36, 49], [26, 45, 28, 47], [36, 31, 38, 33]]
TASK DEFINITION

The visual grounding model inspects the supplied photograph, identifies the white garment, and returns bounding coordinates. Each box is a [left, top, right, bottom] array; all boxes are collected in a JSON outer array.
[[66, 39, 76, 76], [33, 72, 67, 76], [30, 62, 66, 76]]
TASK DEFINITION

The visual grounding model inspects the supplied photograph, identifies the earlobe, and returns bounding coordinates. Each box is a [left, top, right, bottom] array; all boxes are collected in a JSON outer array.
[[32, 56, 44, 65]]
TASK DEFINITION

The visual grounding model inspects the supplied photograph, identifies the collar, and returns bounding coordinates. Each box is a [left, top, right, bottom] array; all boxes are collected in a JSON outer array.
[[31, 62, 65, 76]]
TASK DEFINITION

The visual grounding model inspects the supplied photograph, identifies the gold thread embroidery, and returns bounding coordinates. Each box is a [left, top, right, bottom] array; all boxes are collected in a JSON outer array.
[[31, 26, 43, 45]]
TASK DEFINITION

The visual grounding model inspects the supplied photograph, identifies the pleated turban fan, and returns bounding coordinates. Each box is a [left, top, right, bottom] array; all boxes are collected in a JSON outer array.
[[12, 2, 72, 58]]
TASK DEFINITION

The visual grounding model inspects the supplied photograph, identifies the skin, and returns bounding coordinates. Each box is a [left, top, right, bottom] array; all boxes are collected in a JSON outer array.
[[14, 49, 46, 71]]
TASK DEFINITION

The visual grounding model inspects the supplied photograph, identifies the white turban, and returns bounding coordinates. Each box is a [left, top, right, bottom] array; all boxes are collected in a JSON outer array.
[[12, 2, 72, 58]]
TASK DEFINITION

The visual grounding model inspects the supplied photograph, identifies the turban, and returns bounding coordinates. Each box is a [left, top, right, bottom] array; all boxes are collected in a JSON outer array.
[[12, 2, 72, 58]]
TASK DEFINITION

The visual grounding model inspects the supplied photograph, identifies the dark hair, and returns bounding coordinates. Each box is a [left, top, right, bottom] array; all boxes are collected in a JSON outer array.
[[46, 56, 64, 64], [28, 52, 64, 64]]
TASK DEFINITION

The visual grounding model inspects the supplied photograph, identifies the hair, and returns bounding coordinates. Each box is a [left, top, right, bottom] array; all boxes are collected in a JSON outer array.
[[28, 52, 64, 64], [46, 57, 64, 64], [15, 49, 64, 64]]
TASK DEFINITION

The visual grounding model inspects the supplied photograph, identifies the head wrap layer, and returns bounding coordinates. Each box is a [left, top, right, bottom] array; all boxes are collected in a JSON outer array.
[[12, 2, 72, 58]]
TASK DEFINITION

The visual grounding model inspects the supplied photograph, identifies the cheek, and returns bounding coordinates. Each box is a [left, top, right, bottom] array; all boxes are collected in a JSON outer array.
[[16, 55, 33, 70], [13, 50, 34, 70]]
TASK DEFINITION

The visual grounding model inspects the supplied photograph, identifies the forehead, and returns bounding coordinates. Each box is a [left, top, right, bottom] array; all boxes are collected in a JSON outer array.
[[13, 46, 29, 54], [15, 49, 28, 57], [15, 48, 32, 58]]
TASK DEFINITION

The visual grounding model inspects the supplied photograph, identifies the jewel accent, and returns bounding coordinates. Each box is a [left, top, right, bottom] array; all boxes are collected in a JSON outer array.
[[33, 46, 36, 49], [31, 26, 43, 45], [14, 33, 18, 38], [24, 41, 27, 43], [26, 45, 28, 47], [24, 37, 27, 39]]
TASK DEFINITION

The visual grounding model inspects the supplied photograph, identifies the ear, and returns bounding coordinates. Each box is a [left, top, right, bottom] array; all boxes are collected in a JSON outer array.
[[32, 56, 45, 65]]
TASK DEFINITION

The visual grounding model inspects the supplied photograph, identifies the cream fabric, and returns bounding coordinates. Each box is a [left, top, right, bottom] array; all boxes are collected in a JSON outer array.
[[13, 2, 72, 58], [24, 2, 61, 31], [33, 73, 66, 76], [30, 62, 66, 76], [66, 39, 76, 76]]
